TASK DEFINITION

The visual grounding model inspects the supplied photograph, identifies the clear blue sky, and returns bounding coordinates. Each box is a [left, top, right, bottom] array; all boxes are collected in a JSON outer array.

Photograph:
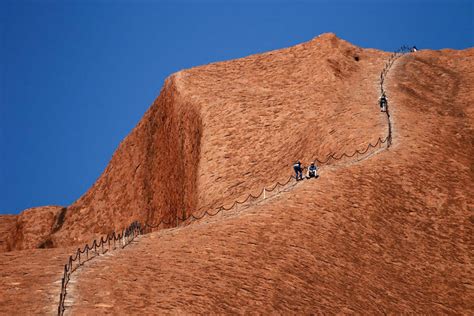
[[1, 0, 472, 214]]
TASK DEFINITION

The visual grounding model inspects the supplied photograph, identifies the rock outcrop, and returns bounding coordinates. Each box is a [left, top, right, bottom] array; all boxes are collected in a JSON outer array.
[[0, 34, 472, 314], [0, 206, 64, 251], [1, 33, 391, 249], [70, 45, 474, 315]]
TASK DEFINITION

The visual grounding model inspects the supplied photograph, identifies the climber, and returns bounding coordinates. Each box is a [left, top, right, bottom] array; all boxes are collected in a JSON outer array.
[[380, 93, 388, 112], [411, 46, 418, 52], [293, 160, 303, 181], [307, 162, 318, 179]]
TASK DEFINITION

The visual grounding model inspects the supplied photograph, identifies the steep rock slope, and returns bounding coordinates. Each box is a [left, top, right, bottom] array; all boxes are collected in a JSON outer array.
[[50, 78, 203, 247], [175, 35, 387, 212], [1, 33, 391, 250], [70, 48, 473, 314]]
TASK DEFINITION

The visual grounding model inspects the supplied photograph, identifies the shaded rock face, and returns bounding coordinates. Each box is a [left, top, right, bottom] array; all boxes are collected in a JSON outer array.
[[1, 64, 202, 251], [0, 215, 17, 252], [0, 206, 65, 251], [50, 78, 203, 247]]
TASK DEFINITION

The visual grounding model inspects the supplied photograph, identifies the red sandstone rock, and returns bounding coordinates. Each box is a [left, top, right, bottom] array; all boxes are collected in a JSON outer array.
[[0, 215, 16, 252], [2, 33, 393, 250], [69, 45, 474, 314], [0, 206, 64, 251], [0, 33, 472, 314]]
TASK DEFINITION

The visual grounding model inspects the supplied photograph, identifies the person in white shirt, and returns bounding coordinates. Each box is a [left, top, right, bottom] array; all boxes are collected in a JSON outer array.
[[307, 162, 318, 179]]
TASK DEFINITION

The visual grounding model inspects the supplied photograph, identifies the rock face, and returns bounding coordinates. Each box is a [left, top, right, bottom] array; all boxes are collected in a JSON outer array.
[[0, 215, 16, 252], [0, 206, 64, 251], [49, 78, 203, 247], [69, 45, 474, 314], [1, 33, 392, 249], [0, 34, 472, 314]]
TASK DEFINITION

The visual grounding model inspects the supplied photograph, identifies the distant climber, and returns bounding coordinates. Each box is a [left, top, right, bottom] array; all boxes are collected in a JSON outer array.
[[380, 93, 388, 112], [293, 160, 303, 181], [411, 46, 418, 52], [307, 162, 318, 179]]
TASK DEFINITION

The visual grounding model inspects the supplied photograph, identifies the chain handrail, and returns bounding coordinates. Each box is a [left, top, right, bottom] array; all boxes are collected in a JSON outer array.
[[57, 221, 142, 315], [143, 136, 391, 231], [380, 45, 412, 146]]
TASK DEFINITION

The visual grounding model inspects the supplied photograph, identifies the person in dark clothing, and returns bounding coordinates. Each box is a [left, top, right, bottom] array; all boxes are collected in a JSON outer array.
[[293, 160, 303, 181], [380, 93, 388, 112], [307, 162, 318, 179]]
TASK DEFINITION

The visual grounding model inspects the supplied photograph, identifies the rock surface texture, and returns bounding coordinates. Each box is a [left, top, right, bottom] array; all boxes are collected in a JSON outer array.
[[0, 34, 472, 314]]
